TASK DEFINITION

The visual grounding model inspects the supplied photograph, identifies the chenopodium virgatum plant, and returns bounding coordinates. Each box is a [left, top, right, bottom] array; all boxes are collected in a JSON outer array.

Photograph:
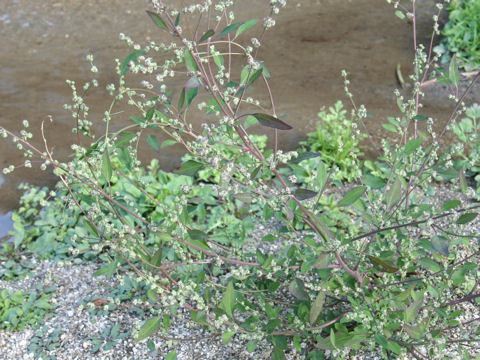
[[2, 0, 480, 359]]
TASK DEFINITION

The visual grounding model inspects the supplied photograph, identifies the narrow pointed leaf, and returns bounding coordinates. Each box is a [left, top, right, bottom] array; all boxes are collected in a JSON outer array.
[[459, 169, 467, 193], [184, 49, 198, 72], [309, 291, 325, 325], [449, 55, 460, 86], [174, 160, 203, 176], [338, 186, 366, 207], [315, 160, 328, 190], [442, 199, 461, 211], [147, 135, 160, 151], [160, 139, 177, 148], [102, 151, 112, 181], [188, 229, 208, 240], [222, 282, 236, 317], [386, 177, 402, 209], [367, 256, 399, 273], [219, 22, 244, 36], [294, 188, 318, 200], [186, 87, 198, 106], [456, 212, 477, 225], [290, 152, 321, 164], [233, 193, 254, 204], [199, 29, 214, 42], [120, 49, 145, 76], [146, 11, 168, 30], [235, 19, 258, 38], [136, 317, 161, 341], [178, 88, 185, 109], [252, 113, 292, 130]]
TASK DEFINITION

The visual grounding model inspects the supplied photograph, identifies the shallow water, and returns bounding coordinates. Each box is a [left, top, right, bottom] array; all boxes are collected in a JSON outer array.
[[0, 0, 477, 236]]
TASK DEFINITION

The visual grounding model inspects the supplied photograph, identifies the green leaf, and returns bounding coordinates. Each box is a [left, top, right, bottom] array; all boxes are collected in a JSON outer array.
[[146, 135, 160, 151], [431, 236, 449, 256], [290, 152, 321, 164], [363, 174, 386, 189], [387, 341, 402, 355], [316, 331, 369, 350], [404, 138, 422, 155], [240, 65, 264, 85], [222, 331, 235, 344], [83, 218, 99, 238], [233, 193, 254, 204], [136, 317, 161, 341], [213, 54, 224, 67], [116, 132, 135, 147], [395, 10, 405, 19], [178, 88, 185, 109], [338, 186, 366, 207], [102, 151, 113, 181], [199, 29, 215, 42], [413, 114, 428, 121], [186, 87, 198, 106], [120, 49, 145, 76], [449, 54, 460, 86], [174, 160, 203, 176], [442, 199, 461, 211], [160, 139, 177, 148], [405, 297, 423, 322], [289, 278, 309, 301], [404, 324, 424, 339], [251, 165, 261, 180], [382, 123, 397, 133], [459, 169, 467, 193], [367, 255, 399, 273], [184, 49, 198, 72], [451, 268, 466, 286], [309, 292, 325, 325], [417, 257, 443, 272], [146, 11, 168, 30], [294, 188, 318, 201], [456, 212, 477, 225], [252, 113, 292, 130], [219, 22, 244, 36], [235, 19, 258, 38], [222, 282, 236, 317], [165, 351, 177, 360], [386, 177, 402, 209], [315, 161, 328, 190], [330, 328, 336, 349], [188, 229, 208, 240], [272, 347, 286, 360]]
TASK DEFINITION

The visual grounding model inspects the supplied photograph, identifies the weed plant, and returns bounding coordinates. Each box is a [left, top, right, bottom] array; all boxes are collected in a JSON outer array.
[[1, 0, 480, 359], [435, 0, 480, 70]]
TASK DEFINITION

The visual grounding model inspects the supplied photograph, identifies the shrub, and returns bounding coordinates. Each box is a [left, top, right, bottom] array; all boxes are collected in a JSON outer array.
[[1, 1, 480, 359]]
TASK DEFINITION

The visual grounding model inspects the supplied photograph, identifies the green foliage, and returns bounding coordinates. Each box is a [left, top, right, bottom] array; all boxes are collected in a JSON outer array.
[[1, 1, 480, 359], [0, 287, 55, 331], [451, 103, 480, 192], [28, 326, 62, 359], [437, 0, 480, 70], [300, 101, 365, 183]]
